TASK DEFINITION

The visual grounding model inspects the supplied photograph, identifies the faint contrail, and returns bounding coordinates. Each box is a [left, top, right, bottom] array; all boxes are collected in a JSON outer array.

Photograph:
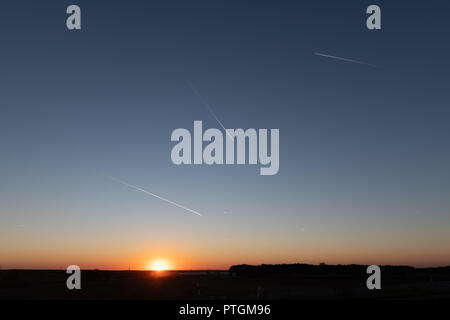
[[108, 176, 203, 217], [186, 80, 234, 140], [314, 52, 377, 67]]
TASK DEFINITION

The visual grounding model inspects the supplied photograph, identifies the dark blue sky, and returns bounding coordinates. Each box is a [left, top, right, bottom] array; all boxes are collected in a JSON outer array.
[[1, 0, 449, 268]]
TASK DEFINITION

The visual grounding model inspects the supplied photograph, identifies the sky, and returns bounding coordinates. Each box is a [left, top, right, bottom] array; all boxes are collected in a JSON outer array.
[[0, 0, 449, 270]]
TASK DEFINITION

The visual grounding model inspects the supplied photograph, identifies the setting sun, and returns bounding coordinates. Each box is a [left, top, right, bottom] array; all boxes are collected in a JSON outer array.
[[147, 259, 172, 271]]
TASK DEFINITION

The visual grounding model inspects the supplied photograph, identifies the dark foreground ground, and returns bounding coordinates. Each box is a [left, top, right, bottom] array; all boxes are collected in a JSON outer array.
[[1, 264, 450, 300]]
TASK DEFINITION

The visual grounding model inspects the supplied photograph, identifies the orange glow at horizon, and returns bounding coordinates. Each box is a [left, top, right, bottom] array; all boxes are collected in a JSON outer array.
[[147, 258, 172, 271]]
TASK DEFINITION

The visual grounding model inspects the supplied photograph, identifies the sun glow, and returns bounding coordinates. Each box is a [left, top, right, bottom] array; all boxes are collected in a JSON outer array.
[[147, 258, 172, 271]]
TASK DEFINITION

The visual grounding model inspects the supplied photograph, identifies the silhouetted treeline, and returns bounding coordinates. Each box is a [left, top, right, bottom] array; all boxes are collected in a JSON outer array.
[[229, 263, 450, 278]]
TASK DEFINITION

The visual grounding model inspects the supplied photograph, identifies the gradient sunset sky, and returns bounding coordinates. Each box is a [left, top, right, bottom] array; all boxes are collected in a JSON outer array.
[[1, 0, 450, 270]]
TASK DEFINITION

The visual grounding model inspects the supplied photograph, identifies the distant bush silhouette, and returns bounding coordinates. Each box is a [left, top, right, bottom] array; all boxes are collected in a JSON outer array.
[[229, 263, 418, 277]]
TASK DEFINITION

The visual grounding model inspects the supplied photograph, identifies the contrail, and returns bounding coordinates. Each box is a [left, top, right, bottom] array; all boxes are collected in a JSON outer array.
[[108, 176, 203, 217], [314, 52, 377, 67], [186, 80, 234, 140]]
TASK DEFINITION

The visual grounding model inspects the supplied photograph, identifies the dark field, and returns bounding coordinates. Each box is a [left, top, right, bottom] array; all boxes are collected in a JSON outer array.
[[1, 265, 450, 300]]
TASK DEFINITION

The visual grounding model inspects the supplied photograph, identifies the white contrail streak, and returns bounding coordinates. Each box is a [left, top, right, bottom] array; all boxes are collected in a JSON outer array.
[[186, 80, 234, 140], [314, 52, 377, 67], [108, 176, 203, 217]]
